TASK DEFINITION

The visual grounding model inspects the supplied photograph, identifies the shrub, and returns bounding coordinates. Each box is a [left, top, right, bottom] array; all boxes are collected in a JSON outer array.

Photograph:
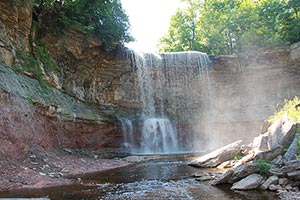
[[254, 159, 271, 176], [269, 96, 300, 123], [15, 39, 59, 90], [33, 0, 133, 51]]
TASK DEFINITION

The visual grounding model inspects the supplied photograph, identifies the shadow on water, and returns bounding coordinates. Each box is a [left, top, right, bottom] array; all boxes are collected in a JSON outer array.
[[0, 157, 278, 200]]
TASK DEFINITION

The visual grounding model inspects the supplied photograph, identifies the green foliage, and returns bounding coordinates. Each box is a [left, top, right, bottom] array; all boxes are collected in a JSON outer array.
[[254, 159, 271, 176], [233, 153, 242, 161], [159, 0, 299, 55], [33, 0, 133, 51], [296, 136, 300, 159], [269, 96, 300, 123], [15, 39, 59, 90]]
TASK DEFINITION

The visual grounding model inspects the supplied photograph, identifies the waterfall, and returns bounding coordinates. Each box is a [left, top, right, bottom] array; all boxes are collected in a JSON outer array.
[[119, 117, 134, 151], [119, 50, 211, 154], [141, 118, 178, 153]]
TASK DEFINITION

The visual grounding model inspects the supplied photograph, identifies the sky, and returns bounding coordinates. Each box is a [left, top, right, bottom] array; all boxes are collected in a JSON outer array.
[[121, 0, 183, 53]]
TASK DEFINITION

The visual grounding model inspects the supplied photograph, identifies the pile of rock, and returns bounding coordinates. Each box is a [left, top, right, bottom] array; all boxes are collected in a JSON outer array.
[[189, 112, 300, 196]]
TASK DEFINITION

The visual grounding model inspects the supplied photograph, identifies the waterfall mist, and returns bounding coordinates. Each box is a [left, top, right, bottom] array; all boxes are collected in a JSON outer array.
[[117, 46, 298, 154]]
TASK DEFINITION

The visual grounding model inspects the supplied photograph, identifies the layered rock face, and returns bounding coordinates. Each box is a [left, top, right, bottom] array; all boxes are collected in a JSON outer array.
[[0, 65, 122, 161], [199, 46, 299, 149], [1, 1, 300, 156], [0, 0, 32, 66], [46, 39, 300, 150]]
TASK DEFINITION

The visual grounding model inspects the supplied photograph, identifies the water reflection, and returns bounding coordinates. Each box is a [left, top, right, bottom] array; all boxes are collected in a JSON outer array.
[[0, 158, 278, 200]]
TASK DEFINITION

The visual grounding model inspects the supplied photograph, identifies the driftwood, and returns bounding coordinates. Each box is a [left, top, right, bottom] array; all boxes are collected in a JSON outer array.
[[189, 140, 243, 168]]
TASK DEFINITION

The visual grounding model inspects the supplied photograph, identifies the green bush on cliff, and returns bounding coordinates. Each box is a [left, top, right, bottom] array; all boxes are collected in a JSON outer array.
[[269, 96, 300, 123], [254, 159, 271, 177], [33, 0, 133, 50], [15, 39, 59, 89]]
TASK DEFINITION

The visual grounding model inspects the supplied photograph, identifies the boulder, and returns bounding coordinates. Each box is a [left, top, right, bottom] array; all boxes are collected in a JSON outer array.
[[254, 145, 284, 161], [267, 114, 296, 150], [284, 133, 300, 161], [270, 160, 300, 177], [260, 175, 279, 190], [260, 120, 272, 135], [211, 169, 234, 185], [231, 173, 264, 190], [212, 163, 257, 185], [189, 140, 243, 168], [252, 134, 269, 151]]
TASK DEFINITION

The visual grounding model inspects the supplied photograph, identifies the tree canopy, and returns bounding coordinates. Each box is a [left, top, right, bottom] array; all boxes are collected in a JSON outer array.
[[158, 0, 300, 55], [13, 0, 133, 50]]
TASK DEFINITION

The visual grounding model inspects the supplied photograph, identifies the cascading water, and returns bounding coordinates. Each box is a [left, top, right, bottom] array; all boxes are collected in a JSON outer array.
[[118, 117, 134, 150], [119, 50, 211, 154], [141, 118, 178, 153]]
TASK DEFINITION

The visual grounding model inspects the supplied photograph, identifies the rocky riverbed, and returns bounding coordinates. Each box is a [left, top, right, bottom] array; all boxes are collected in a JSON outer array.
[[0, 147, 130, 192], [189, 107, 300, 200]]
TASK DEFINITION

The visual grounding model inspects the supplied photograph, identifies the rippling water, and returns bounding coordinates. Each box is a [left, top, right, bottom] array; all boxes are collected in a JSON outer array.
[[0, 158, 277, 200]]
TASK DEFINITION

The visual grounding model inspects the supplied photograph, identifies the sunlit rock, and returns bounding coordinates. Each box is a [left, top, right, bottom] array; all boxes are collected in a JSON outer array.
[[231, 173, 263, 190], [189, 140, 243, 168]]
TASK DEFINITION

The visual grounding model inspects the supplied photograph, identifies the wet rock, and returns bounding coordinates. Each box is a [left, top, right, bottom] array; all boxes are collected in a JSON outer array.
[[231, 173, 263, 190], [189, 140, 243, 168], [261, 175, 279, 190]]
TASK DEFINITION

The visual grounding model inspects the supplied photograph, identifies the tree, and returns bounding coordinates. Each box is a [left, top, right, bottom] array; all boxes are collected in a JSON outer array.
[[278, 0, 300, 44], [158, 0, 201, 52], [159, 0, 299, 55], [32, 0, 133, 50]]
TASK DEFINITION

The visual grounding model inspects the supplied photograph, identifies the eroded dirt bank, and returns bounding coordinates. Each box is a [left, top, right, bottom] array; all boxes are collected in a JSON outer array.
[[0, 147, 130, 192]]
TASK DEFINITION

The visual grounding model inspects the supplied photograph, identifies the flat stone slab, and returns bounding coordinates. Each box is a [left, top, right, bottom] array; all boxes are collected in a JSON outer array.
[[189, 140, 243, 168], [231, 173, 264, 190]]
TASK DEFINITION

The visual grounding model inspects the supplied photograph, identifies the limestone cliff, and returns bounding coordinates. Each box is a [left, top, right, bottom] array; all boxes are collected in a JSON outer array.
[[0, 0, 32, 66], [0, 1, 127, 162], [1, 0, 300, 156]]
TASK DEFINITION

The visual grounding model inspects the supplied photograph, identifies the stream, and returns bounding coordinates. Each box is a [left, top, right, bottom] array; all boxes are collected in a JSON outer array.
[[0, 157, 277, 200]]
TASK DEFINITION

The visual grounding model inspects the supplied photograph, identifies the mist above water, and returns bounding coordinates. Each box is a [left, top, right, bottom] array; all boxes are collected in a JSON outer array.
[[119, 50, 212, 154]]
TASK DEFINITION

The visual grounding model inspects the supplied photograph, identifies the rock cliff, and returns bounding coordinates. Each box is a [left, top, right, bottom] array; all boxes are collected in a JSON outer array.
[[1, 0, 300, 161]]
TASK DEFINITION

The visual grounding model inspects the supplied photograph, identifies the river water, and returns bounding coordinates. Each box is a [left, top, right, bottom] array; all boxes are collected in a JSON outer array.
[[0, 157, 277, 200]]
